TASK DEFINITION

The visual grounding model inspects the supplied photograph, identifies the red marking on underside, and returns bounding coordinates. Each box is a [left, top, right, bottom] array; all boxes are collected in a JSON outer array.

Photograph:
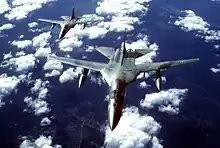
[[112, 80, 126, 129], [60, 25, 71, 39]]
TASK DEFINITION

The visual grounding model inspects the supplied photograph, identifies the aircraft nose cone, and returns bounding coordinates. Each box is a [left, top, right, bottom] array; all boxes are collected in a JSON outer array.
[[109, 117, 120, 131], [108, 101, 123, 131]]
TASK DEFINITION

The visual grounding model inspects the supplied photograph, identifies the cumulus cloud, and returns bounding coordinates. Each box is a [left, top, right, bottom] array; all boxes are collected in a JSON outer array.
[[24, 96, 50, 115], [1, 54, 36, 73], [89, 75, 105, 86], [59, 68, 80, 83], [0, 73, 20, 107], [35, 47, 51, 58], [0, 0, 10, 14], [45, 70, 61, 77], [104, 106, 162, 148], [11, 40, 33, 49], [24, 79, 50, 115], [140, 88, 188, 114], [210, 64, 220, 73], [3, 52, 13, 60], [13, 54, 36, 73], [28, 22, 38, 28], [43, 60, 63, 71], [32, 32, 51, 48], [5, 0, 57, 20], [59, 35, 83, 52], [20, 135, 61, 148], [174, 10, 220, 42], [0, 23, 15, 31], [40, 117, 51, 126], [15, 51, 26, 57], [139, 81, 151, 89]]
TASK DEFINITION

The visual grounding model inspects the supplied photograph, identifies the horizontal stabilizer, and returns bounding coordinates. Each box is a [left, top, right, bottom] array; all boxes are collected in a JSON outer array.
[[95, 46, 115, 59]]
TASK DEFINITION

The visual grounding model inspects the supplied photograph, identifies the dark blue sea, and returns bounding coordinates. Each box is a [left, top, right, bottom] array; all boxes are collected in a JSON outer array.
[[0, 0, 220, 148]]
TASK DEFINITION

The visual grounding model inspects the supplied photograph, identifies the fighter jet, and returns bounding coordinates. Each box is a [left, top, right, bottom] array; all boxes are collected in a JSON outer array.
[[47, 34, 200, 131], [38, 7, 102, 39]]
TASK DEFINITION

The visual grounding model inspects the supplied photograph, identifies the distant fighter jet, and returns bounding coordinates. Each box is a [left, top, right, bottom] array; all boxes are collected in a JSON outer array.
[[47, 33, 200, 131], [38, 7, 102, 39]]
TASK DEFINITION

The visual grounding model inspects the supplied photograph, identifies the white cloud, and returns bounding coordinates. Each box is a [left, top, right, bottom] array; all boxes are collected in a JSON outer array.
[[24, 79, 50, 115], [101, 16, 138, 32], [11, 40, 33, 49], [40, 117, 51, 126], [24, 96, 50, 115], [31, 79, 49, 99], [13, 54, 36, 73], [43, 60, 63, 71], [5, 0, 57, 20], [59, 36, 83, 52], [20, 135, 61, 148], [15, 51, 26, 57], [104, 106, 162, 148], [140, 88, 188, 114], [0, 23, 15, 31], [174, 10, 220, 42], [32, 32, 51, 48], [1, 54, 36, 73], [211, 67, 220, 73], [139, 81, 150, 89], [174, 10, 209, 32], [28, 22, 38, 28], [45, 70, 61, 77], [59, 68, 79, 83], [0, 0, 10, 14], [3, 52, 13, 60], [19, 35, 24, 39], [35, 47, 51, 58], [0, 73, 20, 107], [96, 0, 150, 16], [89, 75, 104, 86], [214, 45, 219, 49], [31, 79, 43, 93]]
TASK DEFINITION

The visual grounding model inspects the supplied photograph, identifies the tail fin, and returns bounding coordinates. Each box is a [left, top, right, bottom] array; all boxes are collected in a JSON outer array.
[[71, 7, 75, 20], [121, 28, 127, 65], [123, 29, 126, 51]]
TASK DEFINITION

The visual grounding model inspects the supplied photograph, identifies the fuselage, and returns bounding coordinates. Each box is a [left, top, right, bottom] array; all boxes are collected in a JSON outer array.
[[100, 49, 143, 130], [59, 18, 80, 39]]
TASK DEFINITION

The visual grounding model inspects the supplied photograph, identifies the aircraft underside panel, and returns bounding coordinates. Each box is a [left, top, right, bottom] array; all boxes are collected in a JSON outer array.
[[108, 79, 126, 130]]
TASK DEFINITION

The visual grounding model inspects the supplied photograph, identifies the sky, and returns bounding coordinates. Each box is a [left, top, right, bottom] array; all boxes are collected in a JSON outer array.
[[0, 0, 220, 148]]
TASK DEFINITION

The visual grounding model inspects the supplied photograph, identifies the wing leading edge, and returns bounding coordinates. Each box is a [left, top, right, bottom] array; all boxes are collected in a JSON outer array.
[[136, 58, 200, 72], [48, 55, 107, 71], [38, 19, 64, 25]]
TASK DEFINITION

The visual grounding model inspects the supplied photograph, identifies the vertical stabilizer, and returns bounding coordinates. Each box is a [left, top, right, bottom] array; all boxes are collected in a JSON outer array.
[[121, 29, 127, 65], [71, 7, 75, 20]]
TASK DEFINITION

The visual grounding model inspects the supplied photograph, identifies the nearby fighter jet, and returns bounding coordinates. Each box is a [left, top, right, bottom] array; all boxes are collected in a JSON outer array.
[[38, 7, 102, 39], [47, 34, 200, 131]]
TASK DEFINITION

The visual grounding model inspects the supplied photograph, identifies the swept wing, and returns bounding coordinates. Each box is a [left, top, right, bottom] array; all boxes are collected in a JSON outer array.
[[48, 55, 107, 71], [38, 19, 64, 25], [136, 58, 200, 72]]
